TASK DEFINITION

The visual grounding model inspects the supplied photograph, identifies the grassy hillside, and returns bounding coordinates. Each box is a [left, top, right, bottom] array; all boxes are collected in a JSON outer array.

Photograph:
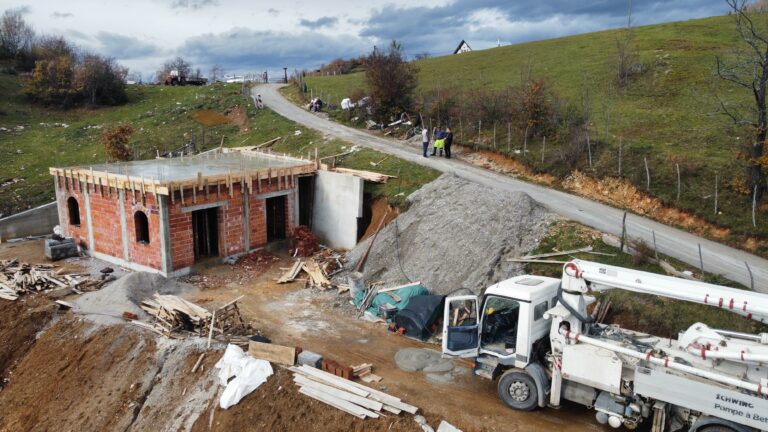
[[303, 15, 768, 243], [0, 74, 437, 217]]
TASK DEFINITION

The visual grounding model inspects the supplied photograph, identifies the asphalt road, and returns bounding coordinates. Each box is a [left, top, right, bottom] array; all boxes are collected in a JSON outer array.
[[257, 84, 768, 293]]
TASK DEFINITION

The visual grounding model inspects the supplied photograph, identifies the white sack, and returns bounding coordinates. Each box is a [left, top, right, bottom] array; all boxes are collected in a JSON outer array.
[[214, 344, 274, 409]]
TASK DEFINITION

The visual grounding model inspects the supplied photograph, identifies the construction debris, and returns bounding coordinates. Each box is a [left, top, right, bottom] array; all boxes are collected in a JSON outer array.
[[0, 259, 105, 300], [138, 292, 251, 340], [290, 364, 418, 419], [331, 167, 395, 183], [291, 225, 320, 256], [277, 249, 344, 289], [352, 363, 382, 383]]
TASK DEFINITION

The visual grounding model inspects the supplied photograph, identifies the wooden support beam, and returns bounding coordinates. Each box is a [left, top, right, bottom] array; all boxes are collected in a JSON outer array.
[[170, 183, 175, 204], [204, 179, 209, 199], [192, 185, 197, 204], [180, 186, 185, 204], [256, 171, 262, 193], [197, 172, 203, 191]]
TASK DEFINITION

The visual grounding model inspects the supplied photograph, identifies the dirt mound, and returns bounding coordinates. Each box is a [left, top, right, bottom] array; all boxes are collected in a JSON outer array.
[[0, 296, 54, 383], [344, 174, 555, 294], [191, 368, 441, 432], [0, 317, 217, 432], [73, 272, 195, 324]]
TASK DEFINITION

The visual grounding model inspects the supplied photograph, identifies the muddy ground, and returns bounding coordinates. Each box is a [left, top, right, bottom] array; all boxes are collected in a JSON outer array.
[[0, 241, 607, 432]]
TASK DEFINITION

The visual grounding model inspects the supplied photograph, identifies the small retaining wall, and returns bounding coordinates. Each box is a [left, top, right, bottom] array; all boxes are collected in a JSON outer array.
[[0, 202, 59, 241]]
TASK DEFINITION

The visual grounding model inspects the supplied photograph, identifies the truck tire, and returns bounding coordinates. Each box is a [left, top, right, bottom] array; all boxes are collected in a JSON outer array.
[[497, 370, 538, 411], [698, 427, 736, 432]]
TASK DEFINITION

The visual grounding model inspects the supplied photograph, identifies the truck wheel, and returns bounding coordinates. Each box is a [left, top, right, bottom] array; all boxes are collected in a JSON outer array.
[[498, 370, 538, 411]]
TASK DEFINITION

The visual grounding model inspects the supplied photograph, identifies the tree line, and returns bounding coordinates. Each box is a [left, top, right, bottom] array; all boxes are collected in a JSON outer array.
[[0, 8, 127, 108]]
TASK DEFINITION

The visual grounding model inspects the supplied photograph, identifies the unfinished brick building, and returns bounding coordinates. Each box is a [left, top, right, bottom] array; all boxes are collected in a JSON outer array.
[[50, 148, 317, 277]]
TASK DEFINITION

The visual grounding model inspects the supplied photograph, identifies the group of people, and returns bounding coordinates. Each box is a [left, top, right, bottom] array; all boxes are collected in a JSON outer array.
[[309, 98, 324, 112], [421, 127, 453, 158]]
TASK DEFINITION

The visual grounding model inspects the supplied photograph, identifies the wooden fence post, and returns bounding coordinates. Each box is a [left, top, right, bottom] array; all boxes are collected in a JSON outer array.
[[541, 136, 546, 164], [618, 137, 623, 176], [644, 156, 650, 191], [676, 163, 681, 205], [493, 122, 497, 149], [477, 120, 482, 150], [619, 211, 628, 253], [745, 261, 754, 290], [752, 185, 758, 228], [586, 130, 592, 169], [652, 230, 658, 261], [714, 174, 719, 216], [698, 244, 704, 278], [507, 122, 511, 153]]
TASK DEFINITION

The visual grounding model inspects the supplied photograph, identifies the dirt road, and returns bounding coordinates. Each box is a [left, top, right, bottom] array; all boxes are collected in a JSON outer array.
[[256, 84, 768, 292], [184, 255, 607, 432]]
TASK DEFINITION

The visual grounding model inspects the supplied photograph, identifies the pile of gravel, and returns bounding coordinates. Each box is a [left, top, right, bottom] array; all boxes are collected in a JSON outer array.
[[343, 174, 556, 294], [73, 272, 195, 325]]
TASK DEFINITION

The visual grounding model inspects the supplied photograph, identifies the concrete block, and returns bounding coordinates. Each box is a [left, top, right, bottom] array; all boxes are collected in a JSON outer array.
[[44, 238, 78, 261], [297, 350, 323, 368]]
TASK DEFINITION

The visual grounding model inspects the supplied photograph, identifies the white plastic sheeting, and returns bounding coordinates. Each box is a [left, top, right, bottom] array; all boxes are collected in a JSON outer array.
[[214, 344, 274, 409]]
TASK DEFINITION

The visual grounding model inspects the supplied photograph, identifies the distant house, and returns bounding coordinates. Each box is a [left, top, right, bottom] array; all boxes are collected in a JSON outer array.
[[453, 40, 472, 54]]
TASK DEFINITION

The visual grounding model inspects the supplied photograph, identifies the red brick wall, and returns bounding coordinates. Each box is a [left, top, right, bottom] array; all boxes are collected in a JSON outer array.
[[167, 177, 298, 270], [124, 192, 162, 270], [89, 190, 124, 259], [168, 182, 247, 270]]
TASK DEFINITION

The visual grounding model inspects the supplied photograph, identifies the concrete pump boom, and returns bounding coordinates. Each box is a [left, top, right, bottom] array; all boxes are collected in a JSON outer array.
[[561, 259, 768, 323]]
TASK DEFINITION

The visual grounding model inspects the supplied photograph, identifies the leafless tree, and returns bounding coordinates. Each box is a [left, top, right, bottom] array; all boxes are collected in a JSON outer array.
[[0, 8, 34, 60], [157, 56, 192, 81], [615, 0, 638, 87], [717, 0, 768, 199], [210, 64, 224, 83]]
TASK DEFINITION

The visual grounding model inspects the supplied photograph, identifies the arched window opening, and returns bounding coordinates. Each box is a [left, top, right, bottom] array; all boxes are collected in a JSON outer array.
[[134, 211, 150, 244], [67, 197, 80, 226]]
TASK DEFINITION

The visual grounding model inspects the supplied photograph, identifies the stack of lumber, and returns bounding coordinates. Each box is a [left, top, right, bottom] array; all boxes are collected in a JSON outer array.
[[290, 365, 418, 419], [0, 259, 102, 301], [331, 167, 395, 184], [140, 293, 213, 336], [352, 363, 382, 383], [277, 253, 342, 289]]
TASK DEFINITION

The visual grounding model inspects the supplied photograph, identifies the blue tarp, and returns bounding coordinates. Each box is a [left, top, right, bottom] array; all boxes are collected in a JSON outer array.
[[353, 283, 429, 316]]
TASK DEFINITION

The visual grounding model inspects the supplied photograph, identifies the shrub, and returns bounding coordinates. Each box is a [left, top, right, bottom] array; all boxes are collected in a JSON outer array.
[[101, 124, 133, 161]]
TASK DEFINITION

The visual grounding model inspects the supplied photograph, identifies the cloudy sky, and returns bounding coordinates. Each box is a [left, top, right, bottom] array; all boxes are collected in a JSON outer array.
[[3, 0, 728, 80]]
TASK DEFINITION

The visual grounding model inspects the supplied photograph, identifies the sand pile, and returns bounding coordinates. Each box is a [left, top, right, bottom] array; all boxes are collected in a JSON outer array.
[[344, 174, 555, 294]]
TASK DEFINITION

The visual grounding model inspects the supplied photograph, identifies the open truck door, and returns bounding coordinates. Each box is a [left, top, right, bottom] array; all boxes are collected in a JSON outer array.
[[442, 295, 480, 358]]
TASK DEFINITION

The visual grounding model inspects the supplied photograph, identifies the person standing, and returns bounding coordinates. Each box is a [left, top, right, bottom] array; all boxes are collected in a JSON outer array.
[[432, 128, 445, 157], [444, 127, 453, 159], [421, 127, 430, 157]]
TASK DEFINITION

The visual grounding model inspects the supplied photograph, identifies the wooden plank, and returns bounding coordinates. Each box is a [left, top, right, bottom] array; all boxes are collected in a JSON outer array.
[[296, 365, 418, 413], [248, 340, 296, 365], [291, 366, 370, 396], [277, 260, 303, 283], [518, 246, 593, 260], [293, 376, 384, 411], [377, 281, 422, 293], [507, 259, 568, 264], [297, 387, 369, 419]]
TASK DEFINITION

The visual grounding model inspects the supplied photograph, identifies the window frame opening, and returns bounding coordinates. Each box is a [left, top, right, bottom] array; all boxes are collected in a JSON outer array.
[[67, 197, 81, 226], [134, 211, 150, 244]]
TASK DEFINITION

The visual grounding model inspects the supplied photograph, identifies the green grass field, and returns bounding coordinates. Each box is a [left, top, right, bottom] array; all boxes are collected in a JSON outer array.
[[302, 14, 768, 243], [0, 74, 437, 217]]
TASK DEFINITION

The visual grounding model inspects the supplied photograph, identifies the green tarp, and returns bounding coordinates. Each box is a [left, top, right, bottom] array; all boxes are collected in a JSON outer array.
[[353, 283, 429, 317]]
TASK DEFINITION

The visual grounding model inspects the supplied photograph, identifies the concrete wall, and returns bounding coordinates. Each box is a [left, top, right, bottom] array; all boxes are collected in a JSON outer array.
[[0, 202, 59, 241], [312, 170, 363, 250]]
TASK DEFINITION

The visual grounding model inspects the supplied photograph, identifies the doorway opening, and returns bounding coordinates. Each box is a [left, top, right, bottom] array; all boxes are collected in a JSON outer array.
[[192, 207, 219, 261], [298, 176, 314, 227], [266, 195, 287, 242]]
